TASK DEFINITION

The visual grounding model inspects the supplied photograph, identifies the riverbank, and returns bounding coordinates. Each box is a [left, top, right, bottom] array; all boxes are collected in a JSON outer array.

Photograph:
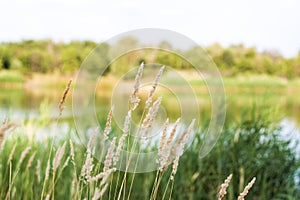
[[1, 70, 300, 89]]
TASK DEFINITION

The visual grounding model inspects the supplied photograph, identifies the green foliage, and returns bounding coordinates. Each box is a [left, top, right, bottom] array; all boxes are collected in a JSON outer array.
[[0, 71, 24, 83], [0, 39, 300, 78], [0, 110, 298, 199], [175, 114, 299, 199], [0, 40, 97, 73]]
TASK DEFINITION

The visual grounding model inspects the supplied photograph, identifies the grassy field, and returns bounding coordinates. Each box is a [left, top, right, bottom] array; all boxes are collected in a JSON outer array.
[[0, 71, 24, 88], [0, 107, 299, 199], [0, 67, 299, 199], [1, 70, 300, 89]]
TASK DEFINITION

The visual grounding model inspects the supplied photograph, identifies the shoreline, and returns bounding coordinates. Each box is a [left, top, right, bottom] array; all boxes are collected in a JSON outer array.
[[0, 70, 299, 90]]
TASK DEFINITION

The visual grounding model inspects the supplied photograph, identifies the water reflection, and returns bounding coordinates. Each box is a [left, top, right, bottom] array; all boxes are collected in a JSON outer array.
[[0, 87, 299, 132]]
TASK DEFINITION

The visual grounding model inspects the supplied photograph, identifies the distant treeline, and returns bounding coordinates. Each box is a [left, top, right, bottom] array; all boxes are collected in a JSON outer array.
[[0, 38, 299, 78]]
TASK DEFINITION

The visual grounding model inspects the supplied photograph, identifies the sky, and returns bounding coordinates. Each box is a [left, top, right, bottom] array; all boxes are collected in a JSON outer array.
[[0, 0, 300, 57]]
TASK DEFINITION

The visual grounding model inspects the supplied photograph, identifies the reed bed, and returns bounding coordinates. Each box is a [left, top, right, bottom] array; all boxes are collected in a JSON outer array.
[[0, 63, 298, 199]]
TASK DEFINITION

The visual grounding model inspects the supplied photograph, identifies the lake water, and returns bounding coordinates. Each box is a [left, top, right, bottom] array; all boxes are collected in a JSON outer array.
[[0, 85, 299, 155]]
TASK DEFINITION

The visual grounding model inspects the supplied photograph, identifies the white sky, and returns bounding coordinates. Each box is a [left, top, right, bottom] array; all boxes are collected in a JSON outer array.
[[0, 0, 299, 57]]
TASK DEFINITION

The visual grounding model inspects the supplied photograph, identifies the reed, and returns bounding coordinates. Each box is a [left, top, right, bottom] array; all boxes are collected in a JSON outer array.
[[0, 65, 294, 200], [58, 79, 72, 118], [237, 177, 256, 200], [218, 174, 233, 200]]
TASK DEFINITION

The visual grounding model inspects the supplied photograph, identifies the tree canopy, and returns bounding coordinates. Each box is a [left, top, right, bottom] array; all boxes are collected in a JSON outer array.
[[0, 39, 299, 79]]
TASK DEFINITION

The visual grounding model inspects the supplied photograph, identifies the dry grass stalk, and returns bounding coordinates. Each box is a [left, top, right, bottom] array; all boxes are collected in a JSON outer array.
[[12, 187, 16, 199], [141, 97, 162, 139], [1, 117, 8, 145], [36, 159, 41, 183], [81, 128, 99, 181], [92, 188, 101, 200], [0, 121, 18, 139], [88, 128, 98, 150], [170, 156, 179, 180], [90, 172, 105, 182], [53, 142, 66, 171], [159, 118, 180, 170], [161, 120, 194, 180], [103, 106, 114, 141], [113, 135, 126, 167], [113, 110, 132, 166], [218, 174, 233, 200], [71, 172, 77, 197], [174, 119, 195, 158], [122, 110, 132, 136], [93, 168, 115, 183], [0, 139, 5, 151], [7, 143, 17, 164], [45, 194, 50, 200], [99, 183, 109, 197], [158, 118, 169, 158], [129, 62, 144, 110], [103, 137, 116, 172], [92, 183, 109, 200], [62, 156, 70, 170], [45, 160, 50, 180], [237, 177, 256, 200], [114, 135, 125, 167], [165, 118, 180, 150], [1, 116, 8, 127], [162, 119, 195, 172], [81, 149, 93, 181], [58, 79, 72, 117], [26, 152, 36, 169], [133, 62, 144, 95], [19, 146, 31, 165], [69, 139, 75, 161], [99, 169, 114, 187], [145, 65, 165, 108]]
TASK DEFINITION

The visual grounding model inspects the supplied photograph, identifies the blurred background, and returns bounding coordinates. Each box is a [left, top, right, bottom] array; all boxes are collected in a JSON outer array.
[[0, 0, 299, 199]]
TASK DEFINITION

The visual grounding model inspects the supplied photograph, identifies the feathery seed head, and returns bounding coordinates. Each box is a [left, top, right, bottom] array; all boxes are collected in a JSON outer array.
[[170, 156, 179, 181], [7, 143, 17, 164], [45, 160, 50, 180], [129, 62, 144, 110], [36, 159, 41, 183], [58, 79, 72, 117], [103, 137, 116, 172], [103, 106, 114, 140], [141, 97, 162, 139], [69, 139, 75, 161], [145, 65, 165, 108], [238, 177, 256, 200], [158, 118, 169, 157], [218, 174, 233, 200], [26, 152, 36, 169], [19, 146, 31, 165], [87, 127, 98, 150], [53, 142, 66, 171]]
